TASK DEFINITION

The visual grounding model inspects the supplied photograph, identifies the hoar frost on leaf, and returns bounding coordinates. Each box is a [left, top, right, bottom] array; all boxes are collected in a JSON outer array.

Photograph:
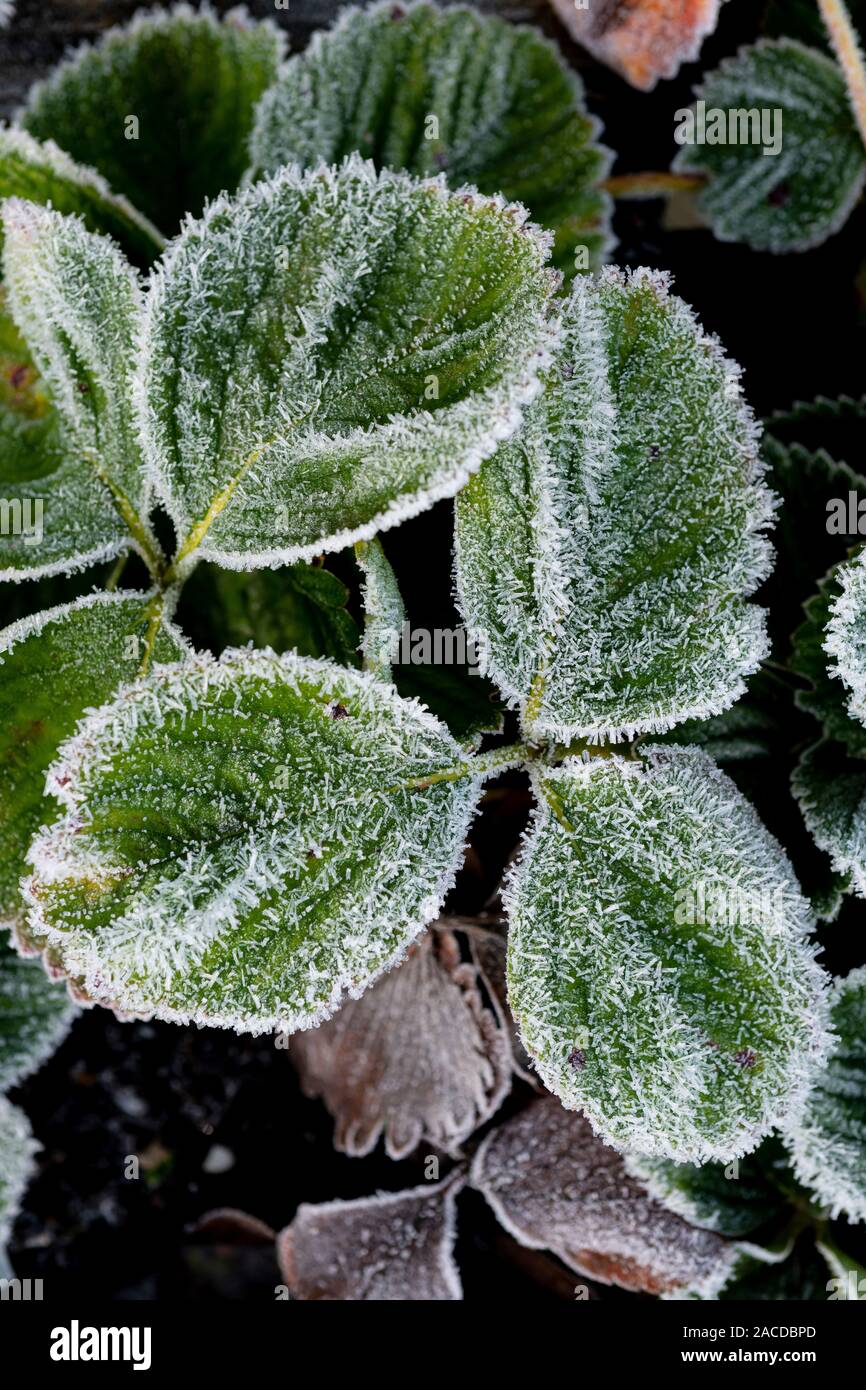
[[355, 537, 405, 683], [549, 0, 721, 92], [791, 741, 866, 899], [0, 934, 75, 1090], [0, 126, 164, 264], [247, 0, 613, 278], [0, 201, 157, 581], [19, 3, 286, 235], [471, 1096, 738, 1297], [505, 747, 830, 1162], [0, 1096, 38, 1251], [23, 648, 487, 1034], [138, 156, 557, 576], [454, 266, 773, 744], [783, 966, 866, 1223], [0, 591, 188, 923], [825, 548, 866, 728], [277, 1177, 463, 1300], [625, 1147, 788, 1238], [290, 923, 512, 1160], [672, 40, 866, 253]]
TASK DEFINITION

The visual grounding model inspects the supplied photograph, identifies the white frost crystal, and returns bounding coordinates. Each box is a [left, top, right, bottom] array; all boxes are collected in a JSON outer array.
[[23, 648, 487, 1034], [454, 266, 773, 743], [291, 923, 512, 1158], [277, 1178, 463, 1300], [471, 1095, 737, 1296], [783, 966, 866, 1223], [505, 746, 830, 1162]]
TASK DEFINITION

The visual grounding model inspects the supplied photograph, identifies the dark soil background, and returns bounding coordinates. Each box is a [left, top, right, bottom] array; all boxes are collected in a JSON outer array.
[[3, 0, 866, 1301]]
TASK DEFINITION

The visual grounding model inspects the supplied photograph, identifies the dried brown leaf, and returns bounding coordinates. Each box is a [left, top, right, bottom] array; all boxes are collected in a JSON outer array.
[[549, 0, 722, 91], [277, 1178, 464, 1301], [471, 1096, 737, 1296], [291, 925, 512, 1159]]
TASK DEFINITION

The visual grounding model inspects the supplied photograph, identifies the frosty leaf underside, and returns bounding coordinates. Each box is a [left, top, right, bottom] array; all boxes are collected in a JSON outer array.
[[248, 0, 613, 278], [673, 39, 866, 253], [23, 649, 489, 1034], [0, 591, 188, 921], [0, 201, 156, 580], [20, 3, 285, 235], [455, 267, 772, 743], [505, 747, 830, 1162], [140, 158, 556, 575]]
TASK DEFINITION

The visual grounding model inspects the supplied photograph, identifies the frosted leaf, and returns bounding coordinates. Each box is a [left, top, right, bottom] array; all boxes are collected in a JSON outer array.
[[672, 40, 866, 253], [783, 966, 866, 1223], [0, 1096, 38, 1250], [277, 1178, 463, 1300], [248, 0, 613, 279], [815, 1236, 866, 1297], [625, 1146, 788, 1238], [355, 537, 404, 683], [825, 548, 866, 728], [792, 741, 866, 899], [454, 267, 772, 744], [0, 591, 187, 922], [549, 0, 721, 91], [138, 158, 555, 576], [0, 125, 163, 264], [23, 648, 487, 1034], [471, 1096, 737, 1296], [291, 923, 511, 1159], [20, 3, 285, 235], [505, 747, 831, 1162], [0, 201, 156, 580], [721, 1234, 836, 1300], [176, 561, 360, 667], [647, 686, 777, 763], [0, 933, 74, 1090], [0, 3, 14, 30]]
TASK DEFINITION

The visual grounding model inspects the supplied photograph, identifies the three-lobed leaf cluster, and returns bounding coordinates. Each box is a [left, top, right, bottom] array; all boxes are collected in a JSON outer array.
[[0, 1, 863, 1261]]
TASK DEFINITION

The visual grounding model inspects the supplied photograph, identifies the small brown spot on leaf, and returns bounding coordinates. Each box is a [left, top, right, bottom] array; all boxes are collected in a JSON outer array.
[[568, 1048, 587, 1071], [735, 1047, 757, 1069], [329, 703, 350, 720]]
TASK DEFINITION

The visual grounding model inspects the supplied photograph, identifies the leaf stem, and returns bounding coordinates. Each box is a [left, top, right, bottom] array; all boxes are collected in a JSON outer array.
[[163, 439, 274, 584], [84, 450, 164, 581], [137, 590, 166, 677], [104, 553, 129, 592], [400, 741, 534, 791], [602, 171, 707, 199], [818, 0, 866, 151]]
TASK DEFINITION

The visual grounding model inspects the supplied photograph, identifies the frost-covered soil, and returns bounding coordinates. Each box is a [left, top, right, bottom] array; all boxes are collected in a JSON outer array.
[[5, 0, 866, 1299]]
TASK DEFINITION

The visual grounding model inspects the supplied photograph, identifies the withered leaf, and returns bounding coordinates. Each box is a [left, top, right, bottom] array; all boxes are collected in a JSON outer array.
[[291, 925, 512, 1159], [471, 1096, 737, 1296], [277, 1178, 464, 1301], [549, 0, 721, 91]]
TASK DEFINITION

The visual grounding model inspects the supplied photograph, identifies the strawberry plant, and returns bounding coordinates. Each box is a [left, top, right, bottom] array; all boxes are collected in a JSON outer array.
[[1, 0, 866, 1304]]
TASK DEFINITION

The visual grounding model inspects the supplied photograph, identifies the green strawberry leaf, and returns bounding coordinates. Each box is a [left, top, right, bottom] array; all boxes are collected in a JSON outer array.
[[1, 200, 159, 581], [247, 0, 613, 279], [0, 590, 188, 921], [20, 4, 285, 235], [0, 124, 163, 264], [626, 1146, 789, 1239], [783, 966, 866, 1223], [356, 537, 404, 682], [139, 158, 556, 576], [672, 40, 866, 253], [454, 267, 772, 743], [23, 648, 489, 1034], [0, 933, 74, 1090], [174, 561, 360, 668], [505, 746, 831, 1162], [0, 1096, 38, 1251]]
